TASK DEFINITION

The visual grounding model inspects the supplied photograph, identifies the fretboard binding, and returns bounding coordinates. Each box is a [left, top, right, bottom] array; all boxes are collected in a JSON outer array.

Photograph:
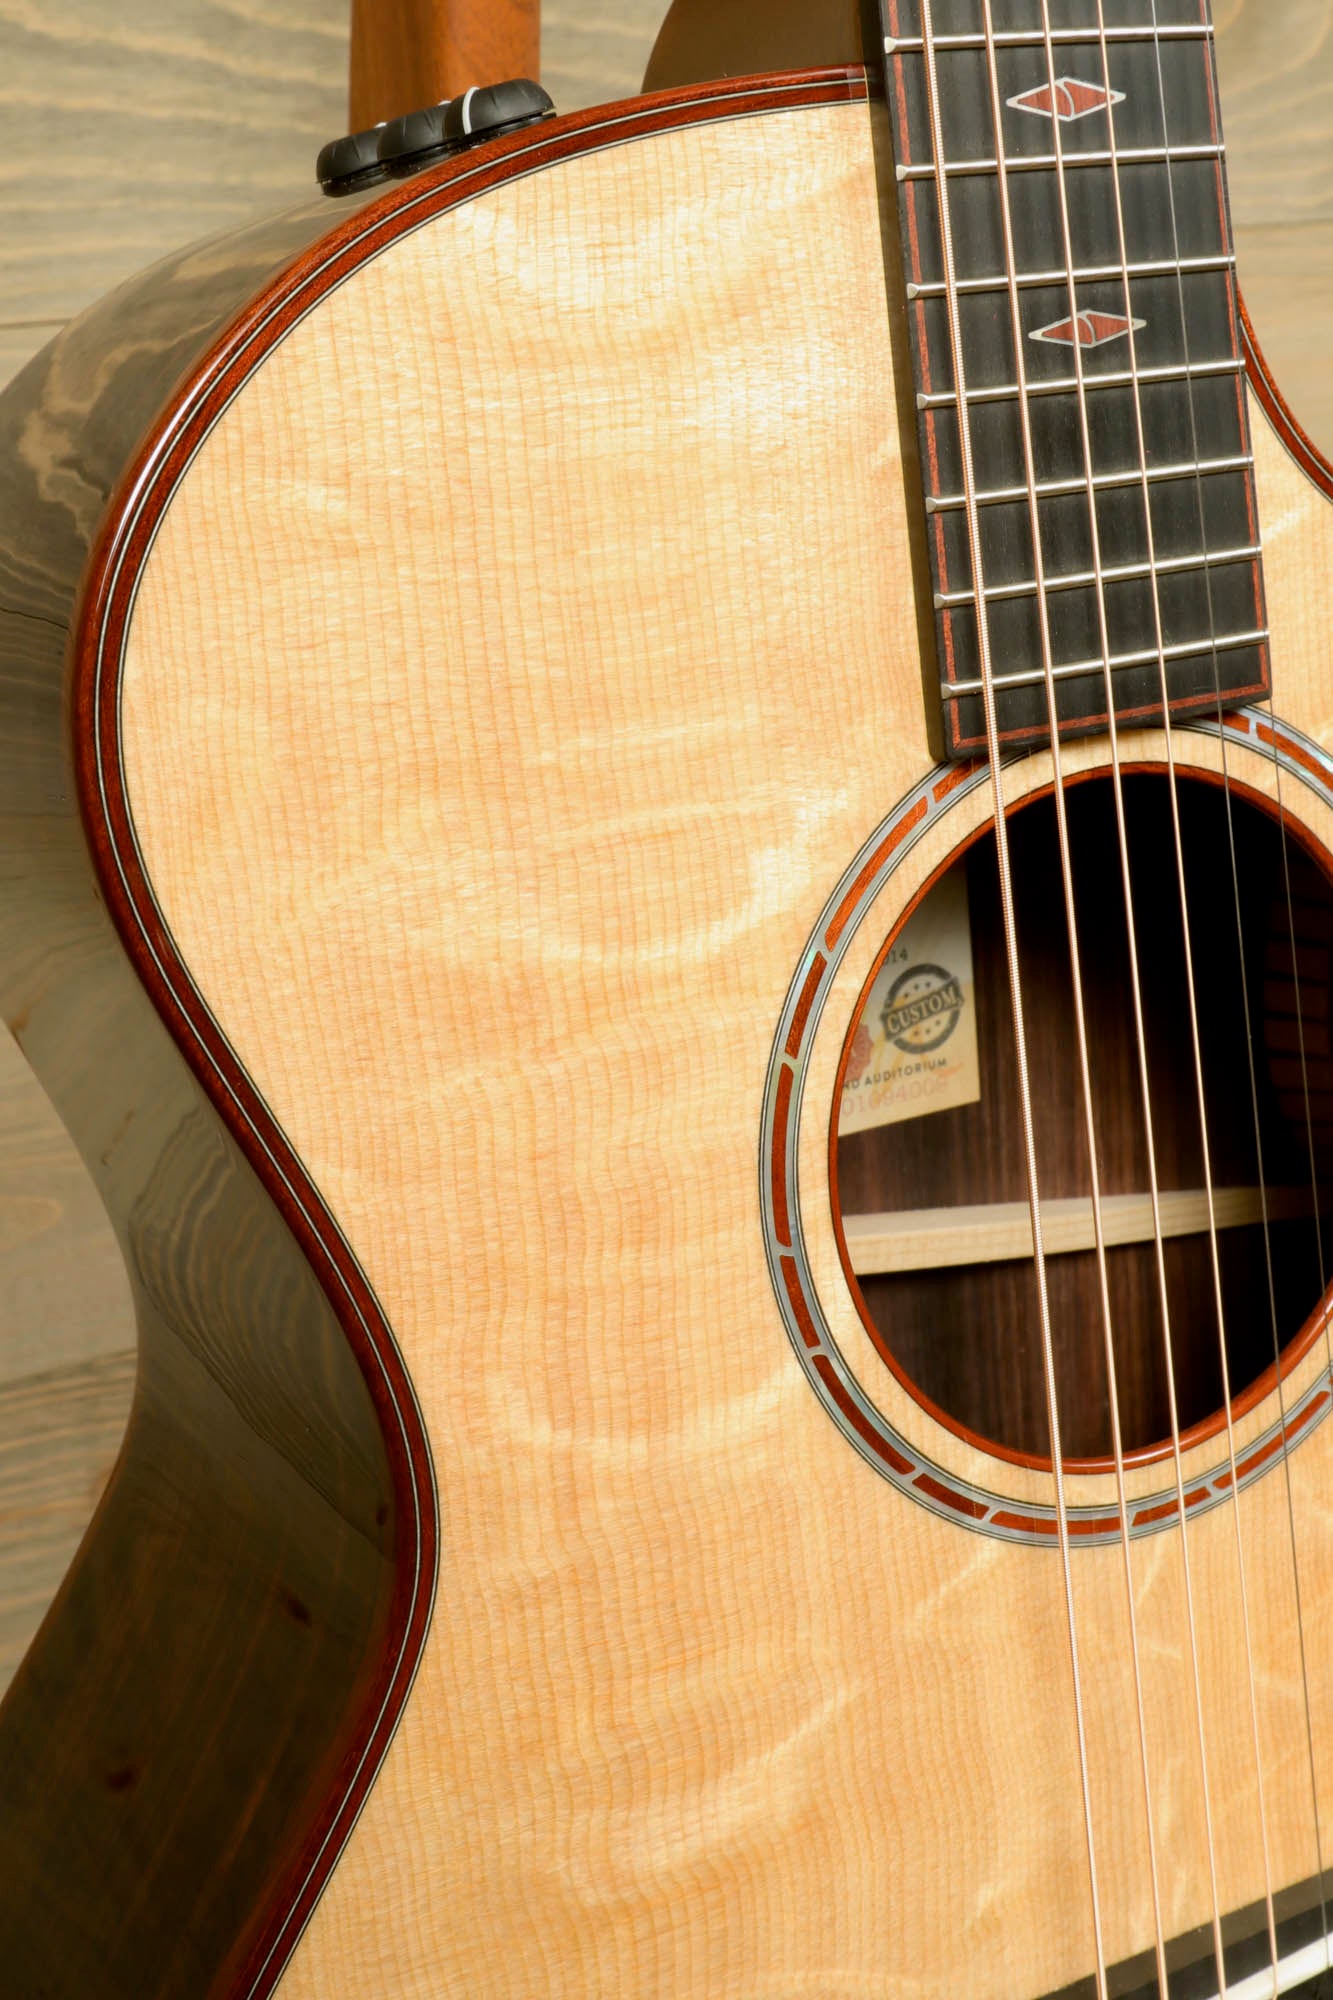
[[927, 451, 1255, 513], [899, 143, 1223, 182], [908, 252, 1234, 301], [886, 26, 1213, 51], [918, 357, 1245, 411], [943, 631, 1269, 702], [936, 544, 1262, 611]]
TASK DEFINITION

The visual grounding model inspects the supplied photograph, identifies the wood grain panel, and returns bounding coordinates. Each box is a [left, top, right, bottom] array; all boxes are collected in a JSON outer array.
[[0, 1351, 134, 1688], [1214, 0, 1333, 225], [0, 326, 62, 391], [0, 194, 375, 1730], [0, 1035, 133, 1389], [0, 0, 348, 329], [0, 1034, 134, 1694], [544, 0, 663, 112], [1235, 217, 1333, 460]]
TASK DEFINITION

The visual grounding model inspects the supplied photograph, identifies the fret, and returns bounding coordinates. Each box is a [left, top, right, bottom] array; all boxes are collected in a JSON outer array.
[[917, 356, 1245, 410], [943, 631, 1271, 702], [886, 27, 1215, 53], [926, 453, 1256, 514], [880, 0, 1271, 755], [898, 143, 1224, 182], [935, 543, 1263, 611], [907, 251, 1234, 300]]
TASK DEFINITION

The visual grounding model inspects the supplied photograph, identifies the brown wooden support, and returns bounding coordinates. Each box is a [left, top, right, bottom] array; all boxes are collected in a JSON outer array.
[[349, 0, 540, 130]]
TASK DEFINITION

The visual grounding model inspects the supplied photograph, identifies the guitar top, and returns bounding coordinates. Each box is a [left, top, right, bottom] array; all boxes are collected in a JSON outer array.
[[3, 6, 1333, 1996]]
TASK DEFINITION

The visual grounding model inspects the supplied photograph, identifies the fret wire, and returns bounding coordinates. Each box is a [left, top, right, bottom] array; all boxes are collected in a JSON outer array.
[[935, 544, 1263, 610], [917, 357, 1244, 412], [899, 143, 1223, 181], [908, 252, 1235, 300], [886, 25, 1213, 50], [927, 451, 1254, 512], [942, 630, 1270, 701]]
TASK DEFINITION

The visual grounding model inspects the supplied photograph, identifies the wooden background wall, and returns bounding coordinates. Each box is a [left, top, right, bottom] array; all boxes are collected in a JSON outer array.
[[1, 0, 1332, 1696]]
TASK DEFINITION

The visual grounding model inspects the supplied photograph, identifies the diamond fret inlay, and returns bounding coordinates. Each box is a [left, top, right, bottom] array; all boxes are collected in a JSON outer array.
[[1031, 310, 1148, 349], [1009, 77, 1126, 122], [879, 0, 1270, 759]]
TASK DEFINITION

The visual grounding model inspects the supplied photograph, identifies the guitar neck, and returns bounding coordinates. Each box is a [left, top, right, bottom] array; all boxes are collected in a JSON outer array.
[[880, 0, 1271, 759]]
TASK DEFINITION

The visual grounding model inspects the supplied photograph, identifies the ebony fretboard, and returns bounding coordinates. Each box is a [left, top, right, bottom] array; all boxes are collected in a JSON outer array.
[[881, 0, 1270, 759]]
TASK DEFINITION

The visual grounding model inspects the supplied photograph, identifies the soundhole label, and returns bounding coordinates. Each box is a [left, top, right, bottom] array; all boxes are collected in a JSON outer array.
[[839, 868, 981, 1133], [762, 714, 1333, 1545], [881, 964, 964, 1052]]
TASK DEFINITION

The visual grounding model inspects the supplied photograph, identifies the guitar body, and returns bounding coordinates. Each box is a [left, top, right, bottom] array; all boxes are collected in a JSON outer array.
[[5, 65, 1333, 1999]]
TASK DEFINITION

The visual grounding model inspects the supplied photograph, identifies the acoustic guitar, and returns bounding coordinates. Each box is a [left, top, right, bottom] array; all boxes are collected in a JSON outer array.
[[3, 2, 1333, 1995]]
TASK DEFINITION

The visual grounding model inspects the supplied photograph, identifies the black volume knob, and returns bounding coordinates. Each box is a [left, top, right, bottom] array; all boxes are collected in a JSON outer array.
[[316, 123, 391, 197], [439, 79, 555, 150], [318, 80, 555, 196], [376, 101, 456, 177], [378, 78, 555, 178]]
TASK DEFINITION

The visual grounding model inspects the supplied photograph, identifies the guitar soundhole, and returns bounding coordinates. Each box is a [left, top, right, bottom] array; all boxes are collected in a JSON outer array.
[[833, 771, 1333, 1468]]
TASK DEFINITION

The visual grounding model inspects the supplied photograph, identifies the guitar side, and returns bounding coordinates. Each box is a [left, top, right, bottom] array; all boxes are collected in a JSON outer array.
[[7, 66, 1333, 2000], [0, 200, 434, 1995]]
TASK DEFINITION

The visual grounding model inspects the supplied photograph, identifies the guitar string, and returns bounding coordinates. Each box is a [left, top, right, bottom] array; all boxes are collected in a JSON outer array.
[[1145, 0, 1333, 1968], [1150, 0, 1330, 1971], [1084, 2, 1287, 1987], [917, 6, 1110, 1993], [1252, 643, 1333, 1976], [1255, 702, 1333, 1985], [974, 11, 1171, 1995], [1200, 1, 1333, 1953], [912, 6, 1324, 1989], [1030, 1, 1236, 1987]]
